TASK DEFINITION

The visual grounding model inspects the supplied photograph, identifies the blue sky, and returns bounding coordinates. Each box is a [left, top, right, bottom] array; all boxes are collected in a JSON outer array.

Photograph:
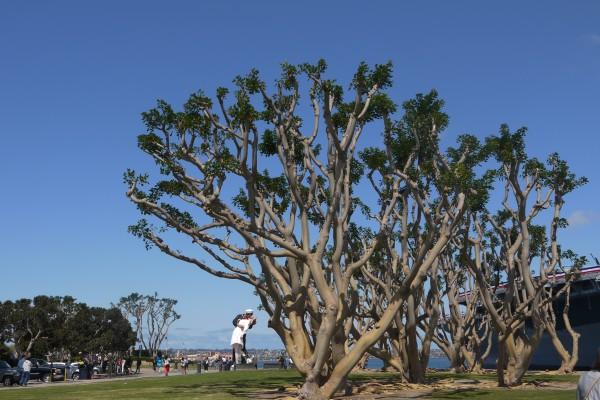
[[1, 1, 599, 349]]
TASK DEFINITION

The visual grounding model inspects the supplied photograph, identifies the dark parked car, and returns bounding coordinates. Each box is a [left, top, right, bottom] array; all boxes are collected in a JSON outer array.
[[28, 358, 53, 382], [34, 361, 99, 381], [0, 360, 20, 386], [70, 362, 99, 380], [53, 362, 85, 381]]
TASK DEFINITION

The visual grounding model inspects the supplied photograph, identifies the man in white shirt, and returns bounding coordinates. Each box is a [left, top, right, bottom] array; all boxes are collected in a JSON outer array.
[[19, 356, 32, 386], [231, 309, 256, 365]]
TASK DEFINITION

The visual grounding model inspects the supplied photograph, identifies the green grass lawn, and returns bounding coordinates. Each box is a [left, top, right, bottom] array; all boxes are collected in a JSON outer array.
[[0, 370, 577, 400], [431, 390, 574, 400]]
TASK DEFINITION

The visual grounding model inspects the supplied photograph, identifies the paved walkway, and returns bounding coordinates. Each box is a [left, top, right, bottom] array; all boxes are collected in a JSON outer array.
[[0, 368, 220, 390]]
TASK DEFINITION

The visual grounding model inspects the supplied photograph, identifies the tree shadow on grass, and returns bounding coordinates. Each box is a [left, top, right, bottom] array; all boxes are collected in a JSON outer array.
[[431, 388, 490, 399], [166, 375, 303, 398]]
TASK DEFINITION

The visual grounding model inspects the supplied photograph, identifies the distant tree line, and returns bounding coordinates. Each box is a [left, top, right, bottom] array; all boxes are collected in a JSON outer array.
[[0, 295, 135, 361]]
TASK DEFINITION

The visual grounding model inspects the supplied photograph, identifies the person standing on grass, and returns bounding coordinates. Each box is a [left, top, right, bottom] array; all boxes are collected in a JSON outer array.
[[19, 355, 32, 386], [578, 348, 600, 400]]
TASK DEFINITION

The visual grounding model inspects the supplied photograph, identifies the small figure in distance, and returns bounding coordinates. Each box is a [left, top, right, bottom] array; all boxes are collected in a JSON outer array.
[[181, 356, 187, 375], [164, 356, 170, 376], [156, 354, 163, 374], [578, 348, 600, 400], [135, 356, 142, 374]]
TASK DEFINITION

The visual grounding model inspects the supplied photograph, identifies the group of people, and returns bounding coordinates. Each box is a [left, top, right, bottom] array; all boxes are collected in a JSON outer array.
[[277, 353, 293, 369], [152, 354, 192, 376], [95, 353, 142, 375]]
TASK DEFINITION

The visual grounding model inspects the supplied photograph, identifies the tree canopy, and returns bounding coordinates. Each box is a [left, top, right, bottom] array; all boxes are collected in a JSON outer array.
[[125, 60, 587, 399], [0, 296, 135, 360]]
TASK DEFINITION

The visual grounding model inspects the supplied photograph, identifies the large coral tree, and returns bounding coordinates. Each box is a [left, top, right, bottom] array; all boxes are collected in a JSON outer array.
[[355, 92, 490, 383], [465, 125, 587, 386], [126, 58, 487, 397], [126, 60, 419, 399]]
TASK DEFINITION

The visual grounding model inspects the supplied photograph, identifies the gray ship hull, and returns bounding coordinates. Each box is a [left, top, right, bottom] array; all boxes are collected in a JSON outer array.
[[483, 322, 600, 370], [482, 266, 600, 370]]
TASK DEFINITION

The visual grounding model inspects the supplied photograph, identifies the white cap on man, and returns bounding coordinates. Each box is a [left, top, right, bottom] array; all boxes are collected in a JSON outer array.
[[244, 309, 254, 314]]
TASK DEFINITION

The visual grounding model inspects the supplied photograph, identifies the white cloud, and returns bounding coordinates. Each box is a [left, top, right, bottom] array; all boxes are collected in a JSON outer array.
[[586, 34, 600, 45], [567, 210, 600, 227]]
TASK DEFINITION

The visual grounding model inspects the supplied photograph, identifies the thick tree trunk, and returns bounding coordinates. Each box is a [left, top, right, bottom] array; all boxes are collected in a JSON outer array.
[[546, 287, 579, 374], [331, 329, 351, 395], [547, 324, 579, 374], [496, 340, 506, 387], [298, 379, 327, 400], [499, 329, 541, 386], [406, 294, 425, 383], [448, 345, 466, 373]]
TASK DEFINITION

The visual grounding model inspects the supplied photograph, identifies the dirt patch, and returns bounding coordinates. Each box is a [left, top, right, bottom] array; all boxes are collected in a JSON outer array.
[[250, 376, 577, 399]]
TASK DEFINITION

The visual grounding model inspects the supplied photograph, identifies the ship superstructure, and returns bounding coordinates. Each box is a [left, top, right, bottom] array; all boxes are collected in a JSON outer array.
[[459, 265, 600, 369]]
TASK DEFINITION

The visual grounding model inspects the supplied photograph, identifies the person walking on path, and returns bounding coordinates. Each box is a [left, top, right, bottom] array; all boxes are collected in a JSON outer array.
[[19, 355, 32, 386], [164, 357, 170, 376], [135, 357, 142, 374], [578, 348, 600, 400], [156, 355, 163, 374]]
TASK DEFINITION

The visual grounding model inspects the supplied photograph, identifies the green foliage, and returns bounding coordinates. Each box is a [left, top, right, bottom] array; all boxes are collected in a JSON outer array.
[[351, 61, 393, 94], [128, 219, 155, 249], [233, 170, 291, 217], [0, 296, 135, 358], [0, 343, 12, 361], [360, 147, 388, 171], [485, 124, 528, 165], [545, 152, 588, 198], [258, 129, 279, 156]]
